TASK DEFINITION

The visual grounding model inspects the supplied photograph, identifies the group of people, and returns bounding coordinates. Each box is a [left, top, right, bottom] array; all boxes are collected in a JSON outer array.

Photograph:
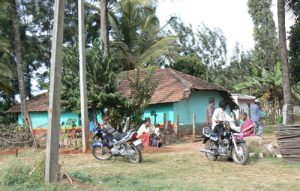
[[137, 118, 162, 147], [206, 97, 264, 139], [97, 98, 264, 148]]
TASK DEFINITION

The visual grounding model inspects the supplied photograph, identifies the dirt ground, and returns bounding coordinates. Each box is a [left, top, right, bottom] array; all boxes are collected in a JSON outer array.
[[1, 133, 300, 191]]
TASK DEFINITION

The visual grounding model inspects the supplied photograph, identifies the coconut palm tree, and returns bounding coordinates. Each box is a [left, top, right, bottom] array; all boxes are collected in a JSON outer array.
[[100, 0, 109, 58], [277, 0, 293, 124], [109, 0, 176, 70], [10, 0, 36, 147]]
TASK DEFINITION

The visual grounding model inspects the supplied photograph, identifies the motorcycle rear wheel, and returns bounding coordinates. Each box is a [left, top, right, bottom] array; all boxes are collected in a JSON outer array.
[[128, 145, 142, 163], [205, 140, 218, 161], [92, 145, 112, 160], [232, 143, 249, 165]]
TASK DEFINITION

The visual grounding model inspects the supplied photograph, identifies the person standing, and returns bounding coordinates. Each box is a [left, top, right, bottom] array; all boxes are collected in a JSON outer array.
[[250, 99, 264, 136], [206, 97, 215, 128]]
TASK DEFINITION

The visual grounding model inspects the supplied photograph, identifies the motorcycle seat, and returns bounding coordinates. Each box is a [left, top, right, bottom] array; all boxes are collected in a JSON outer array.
[[113, 131, 127, 141], [104, 127, 116, 134], [210, 133, 218, 138], [203, 127, 218, 137]]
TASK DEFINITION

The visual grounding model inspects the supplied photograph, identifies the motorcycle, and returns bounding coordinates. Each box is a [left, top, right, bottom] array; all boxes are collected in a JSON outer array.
[[200, 121, 249, 165], [91, 124, 143, 163]]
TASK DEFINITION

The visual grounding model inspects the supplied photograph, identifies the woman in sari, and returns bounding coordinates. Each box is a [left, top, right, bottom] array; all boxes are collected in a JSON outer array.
[[137, 118, 151, 147], [240, 112, 255, 137]]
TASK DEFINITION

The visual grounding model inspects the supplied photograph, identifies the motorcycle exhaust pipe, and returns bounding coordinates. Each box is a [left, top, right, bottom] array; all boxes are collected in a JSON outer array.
[[200, 149, 226, 156]]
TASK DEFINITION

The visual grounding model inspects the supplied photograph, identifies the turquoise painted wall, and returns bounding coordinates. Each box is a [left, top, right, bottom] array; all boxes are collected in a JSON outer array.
[[17, 90, 224, 128], [173, 91, 223, 125], [18, 112, 80, 128], [143, 104, 174, 125]]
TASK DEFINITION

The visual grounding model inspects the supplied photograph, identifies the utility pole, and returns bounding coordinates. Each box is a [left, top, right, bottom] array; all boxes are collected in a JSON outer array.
[[78, 0, 89, 153], [45, 0, 65, 183]]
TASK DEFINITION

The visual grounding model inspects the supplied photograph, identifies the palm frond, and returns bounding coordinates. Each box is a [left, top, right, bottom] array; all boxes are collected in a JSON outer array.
[[137, 36, 177, 66], [0, 62, 14, 78]]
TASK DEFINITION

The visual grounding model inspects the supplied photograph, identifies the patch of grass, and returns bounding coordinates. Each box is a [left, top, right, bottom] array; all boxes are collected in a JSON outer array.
[[0, 157, 73, 191], [264, 126, 276, 134], [2, 143, 300, 191], [248, 146, 262, 160], [69, 171, 94, 183], [99, 175, 211, 191], [0, 159, 31, 186]]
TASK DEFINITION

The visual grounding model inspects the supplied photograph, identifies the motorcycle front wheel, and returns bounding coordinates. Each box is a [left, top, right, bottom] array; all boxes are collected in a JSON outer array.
[[128, 145, 142, 163], [205, 140, 218, 161], [232, 143, 249, 165], [92, 145, 112, 160]]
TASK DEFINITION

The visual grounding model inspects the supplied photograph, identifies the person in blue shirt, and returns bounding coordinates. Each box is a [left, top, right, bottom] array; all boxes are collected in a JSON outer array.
[[250, 99, 264, 136]]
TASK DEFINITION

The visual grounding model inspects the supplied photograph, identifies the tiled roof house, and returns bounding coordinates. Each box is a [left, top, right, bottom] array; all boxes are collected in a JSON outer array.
[[118, 68, 236, 126], [8, 68, 236, 130]]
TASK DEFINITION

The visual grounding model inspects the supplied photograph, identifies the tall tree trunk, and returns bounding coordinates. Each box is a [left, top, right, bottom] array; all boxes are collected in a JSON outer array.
[[100, 0, 109, 58], [10, 0, 37, 148], [277, 0, 293, 125]]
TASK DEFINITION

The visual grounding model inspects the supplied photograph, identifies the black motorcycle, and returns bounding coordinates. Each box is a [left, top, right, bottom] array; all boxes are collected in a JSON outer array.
[[200, 121, 249, 165], [92, 124, 143, 163]]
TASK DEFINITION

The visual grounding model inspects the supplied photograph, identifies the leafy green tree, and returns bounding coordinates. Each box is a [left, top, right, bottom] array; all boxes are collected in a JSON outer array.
[[195, 25, 227, 69], [168, 17, 196, 57], [234, 62, 283, 107], [170, 54, 207, 79], [0, 39, 14, 94], [288, 0, 300, 85], [248, 0, 279, 71], [289, 23, 300, 85], [195, 25, 227, 83], [166, 18, 227, 83], [0, 1, 15, 96], [120, 66, 158, 125], [62, 41, 121, 121], [61, 41, 158, 126], [217, 43, 252, 91]]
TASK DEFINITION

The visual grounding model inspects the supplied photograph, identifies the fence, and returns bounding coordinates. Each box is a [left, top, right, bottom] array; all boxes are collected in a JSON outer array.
[[277, 125, 300, 162]]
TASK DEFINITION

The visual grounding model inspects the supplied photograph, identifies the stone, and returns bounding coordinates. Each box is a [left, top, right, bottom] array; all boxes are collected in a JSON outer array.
[[244, 136, 263, 147], [249, 152, 257, 158], [261, 141, 281, 158]]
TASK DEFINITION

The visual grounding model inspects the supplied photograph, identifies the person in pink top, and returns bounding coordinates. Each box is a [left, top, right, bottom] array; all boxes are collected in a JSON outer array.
[[240, 112, 255, 137]]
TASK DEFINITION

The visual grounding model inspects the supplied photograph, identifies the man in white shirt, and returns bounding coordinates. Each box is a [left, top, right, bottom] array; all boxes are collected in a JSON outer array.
[[212, 100, 238, 144]]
